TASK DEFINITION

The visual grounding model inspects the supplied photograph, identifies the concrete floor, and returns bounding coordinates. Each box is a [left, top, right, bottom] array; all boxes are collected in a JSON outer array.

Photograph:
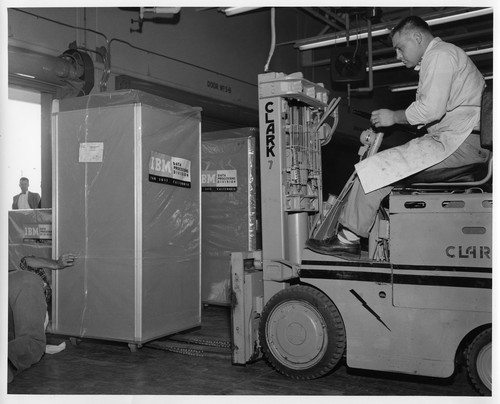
[[6, 305, 483, 398]]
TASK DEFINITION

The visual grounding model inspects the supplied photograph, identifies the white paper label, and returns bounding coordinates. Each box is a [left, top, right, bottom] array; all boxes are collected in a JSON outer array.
[[79, 142, 104, 163]]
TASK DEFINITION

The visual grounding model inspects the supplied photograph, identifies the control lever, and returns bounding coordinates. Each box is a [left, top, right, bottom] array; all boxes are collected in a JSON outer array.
[[352, 109, 373, 121], [352, 109, 415, 135], [352, 109, 377, 131]]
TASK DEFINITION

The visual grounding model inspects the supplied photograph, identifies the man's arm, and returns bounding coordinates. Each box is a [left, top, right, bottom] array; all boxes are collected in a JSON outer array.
[[371, 109, 409, 127], [23, 254, 76, 270]]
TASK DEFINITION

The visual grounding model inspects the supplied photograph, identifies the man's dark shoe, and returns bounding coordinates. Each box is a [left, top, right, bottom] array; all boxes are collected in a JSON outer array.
[[305, 235, 360, 256]]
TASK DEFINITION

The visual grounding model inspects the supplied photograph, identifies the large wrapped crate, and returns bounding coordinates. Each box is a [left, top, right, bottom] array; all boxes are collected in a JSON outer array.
[[201, 128, 260, 305], [8, 209, 52, 276], [51, 90, 202, 346]]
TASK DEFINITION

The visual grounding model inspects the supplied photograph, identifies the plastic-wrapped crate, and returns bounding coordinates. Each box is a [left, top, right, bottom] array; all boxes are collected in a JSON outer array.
[[201, 128, 260, 305], [52, 90, 201, 346]]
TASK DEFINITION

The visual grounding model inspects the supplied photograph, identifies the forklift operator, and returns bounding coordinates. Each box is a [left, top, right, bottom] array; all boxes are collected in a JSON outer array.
[[306, 15, 490, 256]]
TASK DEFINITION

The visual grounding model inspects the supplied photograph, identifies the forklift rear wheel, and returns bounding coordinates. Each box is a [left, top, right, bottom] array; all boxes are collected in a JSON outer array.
[[259, 285, 346, 380], [466, 328, 492, 396]]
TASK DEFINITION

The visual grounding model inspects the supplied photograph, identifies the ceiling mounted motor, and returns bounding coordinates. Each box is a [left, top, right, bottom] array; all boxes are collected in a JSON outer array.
[[59, 48, 95, 96]]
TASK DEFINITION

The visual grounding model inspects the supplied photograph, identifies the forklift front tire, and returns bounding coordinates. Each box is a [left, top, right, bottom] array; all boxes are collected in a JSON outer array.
[[259, 284, 346, 380]]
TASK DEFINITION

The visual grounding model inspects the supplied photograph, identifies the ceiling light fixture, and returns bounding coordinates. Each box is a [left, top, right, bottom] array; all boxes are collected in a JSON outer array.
[[223, 7, 262, 16], [466, 47, 494, 56], [389, 85, 418, 93], [372, 47, 493, 72], [372, 62, 403, 71], [297, 7, 493, 50], [390, 72, 493, 92], [15, 72, 36, 79]]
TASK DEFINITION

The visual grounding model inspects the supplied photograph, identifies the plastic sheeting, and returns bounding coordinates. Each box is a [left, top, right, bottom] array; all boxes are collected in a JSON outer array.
[[51, 90, 202, 344], [201, 128, 260, 305]]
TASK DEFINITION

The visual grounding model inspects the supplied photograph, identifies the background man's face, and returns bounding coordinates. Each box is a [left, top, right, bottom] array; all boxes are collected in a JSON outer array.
[[19, 180, 29, 193]]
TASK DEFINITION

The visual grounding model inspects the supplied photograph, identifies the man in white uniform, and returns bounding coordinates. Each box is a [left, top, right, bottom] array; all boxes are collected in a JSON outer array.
[[307, 15, 490, 256]]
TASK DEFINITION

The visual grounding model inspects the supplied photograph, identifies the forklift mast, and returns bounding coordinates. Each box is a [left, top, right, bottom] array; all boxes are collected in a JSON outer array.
[[231, 72, 338, 364], [257, 72, 337, 300]]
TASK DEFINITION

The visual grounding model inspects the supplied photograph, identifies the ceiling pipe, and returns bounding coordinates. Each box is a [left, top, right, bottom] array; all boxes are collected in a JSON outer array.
[[345, 12, 375, 108], [8, 45, 95, 96], [9, 46, 84, 84], [140, 7, 181, 18], [350, 16, 373, 93]]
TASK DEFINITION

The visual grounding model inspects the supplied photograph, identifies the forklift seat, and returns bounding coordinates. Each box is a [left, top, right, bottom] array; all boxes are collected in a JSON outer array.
[[405, 87, 493, 188]]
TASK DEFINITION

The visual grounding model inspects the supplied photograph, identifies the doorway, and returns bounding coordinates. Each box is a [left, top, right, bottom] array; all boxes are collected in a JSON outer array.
[[4, 87, 41, 212]]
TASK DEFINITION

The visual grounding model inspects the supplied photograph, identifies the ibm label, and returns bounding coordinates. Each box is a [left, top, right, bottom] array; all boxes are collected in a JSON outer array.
[[149, 151, 191, 188], [23, 224, 52, 241], [202, 170, 237, 192]]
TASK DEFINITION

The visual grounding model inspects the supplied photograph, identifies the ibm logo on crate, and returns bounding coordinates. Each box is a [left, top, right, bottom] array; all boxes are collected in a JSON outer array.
[[202, 170, 238, 192], [23, 224, 52, 240]]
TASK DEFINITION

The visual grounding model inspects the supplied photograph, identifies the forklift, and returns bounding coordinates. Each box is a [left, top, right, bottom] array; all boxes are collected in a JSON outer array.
[[231, 72, 492, 395]]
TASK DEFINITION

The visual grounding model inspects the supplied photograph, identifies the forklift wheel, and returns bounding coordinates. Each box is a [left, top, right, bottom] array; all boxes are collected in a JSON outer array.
[[259, 285, 346, 380], [466, 328, 492, 396]]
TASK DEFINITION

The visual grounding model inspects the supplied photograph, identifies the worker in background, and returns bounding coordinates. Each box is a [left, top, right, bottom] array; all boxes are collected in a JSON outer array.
[[12, 177, 41, 209], [8, 253, 77, 383], [307, 15, 490, 256]]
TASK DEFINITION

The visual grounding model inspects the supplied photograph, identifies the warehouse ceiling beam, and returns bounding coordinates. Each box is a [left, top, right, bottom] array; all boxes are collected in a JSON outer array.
[[294, 7, 493, 50], [299, 8, 345, 32]]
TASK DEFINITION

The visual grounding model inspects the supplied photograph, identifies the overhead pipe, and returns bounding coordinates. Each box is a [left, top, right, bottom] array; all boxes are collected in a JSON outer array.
[[346, 15, 374, 108], [9, 46, 94, 95], [351, 16, 373, 93], [140, 7, 181, 18], [9, 46, 84, 84]]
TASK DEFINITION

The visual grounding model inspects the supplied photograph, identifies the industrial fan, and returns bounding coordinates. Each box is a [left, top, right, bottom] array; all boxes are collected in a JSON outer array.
[[331, 45, 366, 83]]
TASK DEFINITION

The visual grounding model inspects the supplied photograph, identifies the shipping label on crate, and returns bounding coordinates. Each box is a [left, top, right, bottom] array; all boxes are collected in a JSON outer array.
[[149, 151, 192, 188], [202, 170, 238, 192], [79, 142, 104, 163]]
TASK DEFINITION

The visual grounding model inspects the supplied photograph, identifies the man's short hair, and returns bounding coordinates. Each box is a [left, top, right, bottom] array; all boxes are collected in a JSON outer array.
[[391, 16, 432, 38], [19, 177, 29, 183]]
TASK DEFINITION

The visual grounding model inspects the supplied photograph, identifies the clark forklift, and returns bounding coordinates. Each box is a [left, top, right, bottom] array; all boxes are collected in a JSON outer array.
[[231, 72, 492, 395]]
